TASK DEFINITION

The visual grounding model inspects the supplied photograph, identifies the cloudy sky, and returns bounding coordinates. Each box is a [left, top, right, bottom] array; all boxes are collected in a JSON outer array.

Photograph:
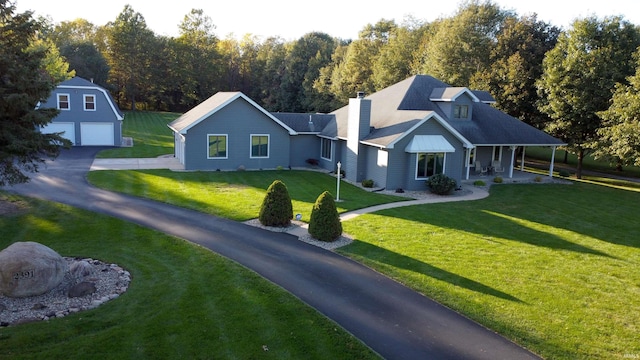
[[16, 0, 638, 40]]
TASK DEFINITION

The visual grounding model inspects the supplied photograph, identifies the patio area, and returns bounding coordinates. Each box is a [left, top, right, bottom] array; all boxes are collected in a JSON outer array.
[[461, 169, 553, 185]]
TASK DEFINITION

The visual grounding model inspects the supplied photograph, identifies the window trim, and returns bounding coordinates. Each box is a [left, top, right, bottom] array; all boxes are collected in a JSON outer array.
[[83, 94, 96, 111], [320, 138, 332, 161], [250, 134, 270, 159], [415, 152, 446, 180], [207, 134, 228, 159], [57, 93, 70, 110]]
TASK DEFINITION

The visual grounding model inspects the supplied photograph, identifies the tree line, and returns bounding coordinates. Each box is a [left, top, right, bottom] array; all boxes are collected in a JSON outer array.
[[2, 0, 640, 184]]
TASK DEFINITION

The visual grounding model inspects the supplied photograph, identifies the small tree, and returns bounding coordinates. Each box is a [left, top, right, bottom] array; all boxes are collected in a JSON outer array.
[[259, 180, 293, 227], [308, 191, 342, 242]]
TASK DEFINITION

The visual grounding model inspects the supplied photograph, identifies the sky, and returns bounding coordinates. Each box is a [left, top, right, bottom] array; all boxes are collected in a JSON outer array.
[[15, 0, 639, 41]]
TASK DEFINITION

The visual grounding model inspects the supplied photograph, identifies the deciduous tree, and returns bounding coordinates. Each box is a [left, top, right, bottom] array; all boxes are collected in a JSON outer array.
[[595, 49, 640, 167], [537, 16, 640, 178]]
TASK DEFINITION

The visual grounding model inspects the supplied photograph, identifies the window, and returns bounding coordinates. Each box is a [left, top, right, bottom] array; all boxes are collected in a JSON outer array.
[[416, 153, 445, 179], [208, 134, 227, 159], [250, 135, 269, 158], [453, 104, 469, 119], [84, 95, 96, 111], [57, 94, 70, 110], [321, 138, 332, 160]]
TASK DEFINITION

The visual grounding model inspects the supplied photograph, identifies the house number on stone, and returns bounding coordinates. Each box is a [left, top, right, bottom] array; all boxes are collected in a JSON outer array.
[[13, 269, 35, 280]]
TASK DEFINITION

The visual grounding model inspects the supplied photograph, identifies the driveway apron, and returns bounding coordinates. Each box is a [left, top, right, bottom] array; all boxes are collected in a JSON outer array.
[[4, 148, 540, 360]]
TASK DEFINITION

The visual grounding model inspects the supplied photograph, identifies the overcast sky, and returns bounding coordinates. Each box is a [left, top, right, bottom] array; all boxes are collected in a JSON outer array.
[[16, 0, 639, 41]]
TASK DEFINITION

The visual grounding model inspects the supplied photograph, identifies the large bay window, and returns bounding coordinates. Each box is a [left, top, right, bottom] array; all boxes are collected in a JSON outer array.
[[416, 153, 445, 179]]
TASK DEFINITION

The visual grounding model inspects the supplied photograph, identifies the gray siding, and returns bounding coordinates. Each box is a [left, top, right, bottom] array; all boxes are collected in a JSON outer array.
[[43, 88, 122, 146], [184, 98, 290, 170], [390, 118, 465, 191], [290, 134, 321, 168], [362, 147, 388, 188]]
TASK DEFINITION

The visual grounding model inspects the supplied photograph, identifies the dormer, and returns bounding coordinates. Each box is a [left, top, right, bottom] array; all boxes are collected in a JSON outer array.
[[430, 87, 480, 120]]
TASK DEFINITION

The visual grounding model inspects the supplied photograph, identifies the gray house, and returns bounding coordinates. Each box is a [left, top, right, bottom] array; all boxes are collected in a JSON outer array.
[[40, 77, 124, 146], [169, 75, 565, 190]]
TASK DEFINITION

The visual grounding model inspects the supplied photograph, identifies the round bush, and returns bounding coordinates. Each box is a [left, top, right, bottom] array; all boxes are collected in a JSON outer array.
[[361, 179, 374, 188], [493, 176, 503, 183], [426, 174, 457, 195], [259, 180, 293, 227], [308, 191, 342, 242]]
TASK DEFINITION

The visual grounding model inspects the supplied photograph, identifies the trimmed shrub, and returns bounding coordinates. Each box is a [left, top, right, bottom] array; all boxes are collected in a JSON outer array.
[[493, 176, 503, 183], [558, 169, 570, 177], [306, 158, 319, 166], [361, 179, 374, 188], [308, 191, 342, 242], [534, 176, 543, 182], [426, 174, 457, 195], [259, 180, 293, 227], [473, 180, 486, 186]]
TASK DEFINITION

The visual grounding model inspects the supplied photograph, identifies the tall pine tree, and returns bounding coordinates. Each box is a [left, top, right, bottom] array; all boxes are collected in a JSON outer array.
[[0, 0, 70, 185]]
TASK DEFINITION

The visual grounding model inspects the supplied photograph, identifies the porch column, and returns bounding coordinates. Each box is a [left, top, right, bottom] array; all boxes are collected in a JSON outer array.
[[549, 146, 557, 177], [520, 147, 526, 171], [508, 146, 516, 178], [465, 147, 471, 180]]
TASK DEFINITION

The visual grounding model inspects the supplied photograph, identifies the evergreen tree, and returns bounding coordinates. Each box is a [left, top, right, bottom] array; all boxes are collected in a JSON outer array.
[[0, 0, 70, 185], [308, 191, 342, 242], [259, 180, 293, 227]]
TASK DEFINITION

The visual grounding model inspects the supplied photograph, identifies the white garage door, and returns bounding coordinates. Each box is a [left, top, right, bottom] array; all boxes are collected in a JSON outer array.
[[80, 122, 114, 146], [41, 122, 75, 145]]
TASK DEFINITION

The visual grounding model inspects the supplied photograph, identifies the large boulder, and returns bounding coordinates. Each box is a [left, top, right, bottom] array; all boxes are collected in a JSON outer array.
[[0, 242, 68, 298]]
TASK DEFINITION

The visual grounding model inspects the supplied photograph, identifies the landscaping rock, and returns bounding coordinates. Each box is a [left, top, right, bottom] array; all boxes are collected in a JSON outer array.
[[69, 260, 95, 279], [0, 242, 68, 298], [68, 281, 97, 298]]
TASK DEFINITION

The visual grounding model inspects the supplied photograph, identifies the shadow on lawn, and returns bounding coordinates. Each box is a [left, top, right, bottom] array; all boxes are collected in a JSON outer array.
[[341, 240, 524, 303], [378, 203, 616, 258]]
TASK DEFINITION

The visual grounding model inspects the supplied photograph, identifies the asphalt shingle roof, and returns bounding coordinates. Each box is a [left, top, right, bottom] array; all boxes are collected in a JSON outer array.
[[325, 75, 564, 147]]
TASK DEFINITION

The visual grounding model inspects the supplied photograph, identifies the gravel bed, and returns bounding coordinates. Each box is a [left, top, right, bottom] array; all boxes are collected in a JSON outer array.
[[243, 219, 353, 250], [0, 258, 130, 327]]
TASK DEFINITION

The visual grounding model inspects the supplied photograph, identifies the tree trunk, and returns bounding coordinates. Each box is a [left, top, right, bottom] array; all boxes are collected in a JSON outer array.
[[563, 151, 568, 164], [576, 148, 584, 179]]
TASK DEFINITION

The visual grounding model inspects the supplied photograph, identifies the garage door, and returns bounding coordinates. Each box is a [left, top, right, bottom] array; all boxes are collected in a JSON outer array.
[[80, 122, 114, 146], [41, 122, 75, 145]]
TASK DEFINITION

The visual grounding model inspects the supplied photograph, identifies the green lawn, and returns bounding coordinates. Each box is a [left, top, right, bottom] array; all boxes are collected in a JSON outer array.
[[338, 183, 640, 359], [96, 111, 179, 158], [87, 169, 407, 221], [525, 146, 640, 178], [0, 194, 378, 360]]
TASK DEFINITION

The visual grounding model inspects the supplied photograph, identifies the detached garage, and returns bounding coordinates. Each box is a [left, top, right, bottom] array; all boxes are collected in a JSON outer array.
[[40, 77, 124, 146]]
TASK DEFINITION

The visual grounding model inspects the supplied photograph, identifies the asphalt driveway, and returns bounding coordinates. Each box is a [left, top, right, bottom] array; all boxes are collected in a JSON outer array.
[[4, 148, 541, 360]]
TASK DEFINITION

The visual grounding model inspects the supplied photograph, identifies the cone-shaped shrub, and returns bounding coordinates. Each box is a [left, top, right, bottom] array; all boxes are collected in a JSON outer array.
[[259, 180, 293, 227], [308, 191, 342, 242]]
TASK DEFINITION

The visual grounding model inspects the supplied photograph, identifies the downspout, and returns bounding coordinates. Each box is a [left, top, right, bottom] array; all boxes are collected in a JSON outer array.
[[549, 146, 557, 177]]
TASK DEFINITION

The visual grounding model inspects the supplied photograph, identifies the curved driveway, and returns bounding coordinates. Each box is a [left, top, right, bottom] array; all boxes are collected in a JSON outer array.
[[5, 148, 541, 360]]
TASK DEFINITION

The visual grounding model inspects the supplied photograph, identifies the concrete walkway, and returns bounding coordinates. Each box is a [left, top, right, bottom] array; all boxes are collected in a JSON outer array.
[[90, 156, 183, 171]]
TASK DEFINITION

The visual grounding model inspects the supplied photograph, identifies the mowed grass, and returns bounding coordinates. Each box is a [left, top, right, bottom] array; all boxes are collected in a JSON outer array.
[[87, 169, 407, 221], [337, 183, 640, 359], [0, 194, 379, 360], [96, 111, 179, 158], [526, 146, 640, 178]]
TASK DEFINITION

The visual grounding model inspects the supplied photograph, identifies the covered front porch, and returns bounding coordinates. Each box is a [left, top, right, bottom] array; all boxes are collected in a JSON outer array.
[[463, 145, 560, 181]]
